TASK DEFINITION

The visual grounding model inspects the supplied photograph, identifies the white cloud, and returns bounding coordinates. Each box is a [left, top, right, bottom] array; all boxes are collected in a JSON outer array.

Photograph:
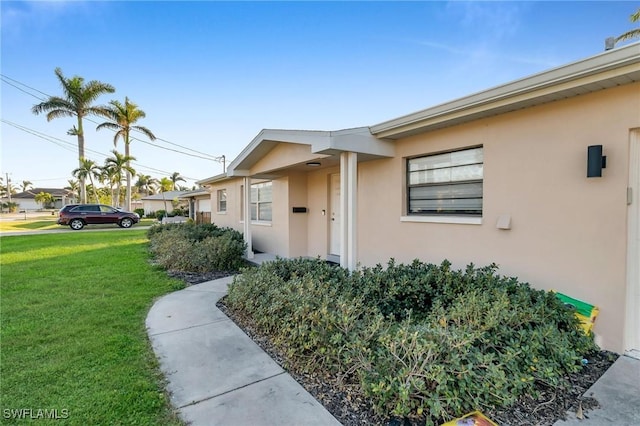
[[445, 1, 531, 39], [1, 1, 94, 39]]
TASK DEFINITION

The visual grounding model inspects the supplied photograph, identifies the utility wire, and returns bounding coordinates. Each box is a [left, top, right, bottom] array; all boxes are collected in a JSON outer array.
[[1, 73, 225, 163], [1, 119, 201, 181]]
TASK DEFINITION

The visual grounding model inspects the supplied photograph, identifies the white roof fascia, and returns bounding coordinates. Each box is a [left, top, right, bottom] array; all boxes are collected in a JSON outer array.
[[371, 42, 640, 138], [312, 127, 395, 157], [226, 127, 395, 176], [226, 129, 330, 176], [196, 173, 229, 186]]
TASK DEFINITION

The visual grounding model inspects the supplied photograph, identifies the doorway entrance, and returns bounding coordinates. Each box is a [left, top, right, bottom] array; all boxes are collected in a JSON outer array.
[[626, 129, 640, 358], [328, 173, 341, 260]]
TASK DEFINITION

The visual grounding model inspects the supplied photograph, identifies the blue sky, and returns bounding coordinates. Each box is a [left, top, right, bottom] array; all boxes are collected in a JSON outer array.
[[1, 1, 638, 190]]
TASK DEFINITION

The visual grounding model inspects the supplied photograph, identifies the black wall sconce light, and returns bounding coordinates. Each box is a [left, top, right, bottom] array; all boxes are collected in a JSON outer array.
[[587, 145, 606, 178]]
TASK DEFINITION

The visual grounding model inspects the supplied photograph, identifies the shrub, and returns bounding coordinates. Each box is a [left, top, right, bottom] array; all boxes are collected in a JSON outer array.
[[134, 208, 145, 217], [155, 210, 167, 220], [148, 223, 246, 272], [171, 207, 188, 216], [226, 258, 598, 425]]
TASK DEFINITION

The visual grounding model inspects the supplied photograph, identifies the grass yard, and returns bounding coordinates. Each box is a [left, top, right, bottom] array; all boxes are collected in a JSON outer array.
[[0, 217, 157, 232], [0, 230, 185, 425]]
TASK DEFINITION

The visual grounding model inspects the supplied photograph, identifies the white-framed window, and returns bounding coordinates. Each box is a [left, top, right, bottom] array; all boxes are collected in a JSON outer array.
[[250, 181, 272, 221], [407, 146, 483, 216], [217, 189, 227, 212]]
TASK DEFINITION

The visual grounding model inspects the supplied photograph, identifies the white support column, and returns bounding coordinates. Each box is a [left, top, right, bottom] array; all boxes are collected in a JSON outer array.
[[347, 152, 358, 271], [243, 177, 254, 259], [340, 153, 349, 268], [339, 152, 358, 270]]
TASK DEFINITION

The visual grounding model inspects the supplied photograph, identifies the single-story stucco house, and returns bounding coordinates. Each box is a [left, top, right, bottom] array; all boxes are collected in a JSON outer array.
[[140, 191, 189, 216], [5, 188, 77, 211], [197, 42, 640, 355], [180, 189, 212, 223]]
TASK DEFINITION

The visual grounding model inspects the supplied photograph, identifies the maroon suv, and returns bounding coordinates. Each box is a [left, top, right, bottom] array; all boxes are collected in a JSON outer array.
[[57, 204, 140, 230]]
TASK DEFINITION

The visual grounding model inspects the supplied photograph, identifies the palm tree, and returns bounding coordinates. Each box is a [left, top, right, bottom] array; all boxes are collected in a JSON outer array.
[[103, 150, 136, 208], [72, 158, 102, 203], [159, 177, 174, 192], [21, 180, 33, 192], [616, 8, 640, 43], [65, 179, 80, 202], [99, 164, 117, 206], [135, 174, 158, 196], [96, 97, 155, 211], [169, 172, 185, 191], [32, 68, 115, 203], [34, 191, 55, 209]]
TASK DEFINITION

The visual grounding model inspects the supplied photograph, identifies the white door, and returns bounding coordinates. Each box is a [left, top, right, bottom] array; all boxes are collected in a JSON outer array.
[[626, 129, 640, 359], [329, 173, 341, 256]]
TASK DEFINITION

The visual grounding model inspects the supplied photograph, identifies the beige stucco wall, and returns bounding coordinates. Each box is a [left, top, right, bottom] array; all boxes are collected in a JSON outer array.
[[206, 179, 242, 230], [251, 143, 325, 174], [357, 83, 640, 352]]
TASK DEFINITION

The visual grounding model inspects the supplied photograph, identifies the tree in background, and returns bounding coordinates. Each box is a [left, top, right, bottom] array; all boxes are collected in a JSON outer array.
[[65, 179, 80, 201], [159, 177, 173, 193], [32, 68, 115, 203], [96, 97, 155, 211], [616, 8, 640, 44], [135, 174, 158, 196], [103, 150, 136, 208], [72, 159, 102, 203], [21, 180, 33, 192], [169, 172, 185, 191], [34, 191, 55, 209]]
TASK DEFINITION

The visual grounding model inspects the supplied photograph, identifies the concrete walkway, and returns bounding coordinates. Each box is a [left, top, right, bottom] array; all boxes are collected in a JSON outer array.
[[554, 354, 640, 426], [146, 276, 340, 426]]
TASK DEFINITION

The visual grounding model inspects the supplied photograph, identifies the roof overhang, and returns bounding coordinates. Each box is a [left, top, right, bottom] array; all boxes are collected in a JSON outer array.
[[226, 127, 394, 177], [196, 173, 229, 186], [371, 42, 640, 139], [179, 189, 210, 199]]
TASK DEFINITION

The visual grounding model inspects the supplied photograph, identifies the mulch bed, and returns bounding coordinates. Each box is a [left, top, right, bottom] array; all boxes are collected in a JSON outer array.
[[176, 271, 618, 426]]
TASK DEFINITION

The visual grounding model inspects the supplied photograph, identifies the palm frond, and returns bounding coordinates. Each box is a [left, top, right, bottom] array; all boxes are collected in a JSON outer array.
[[616, 29, 640, 43], [132, 125, 156, 140]]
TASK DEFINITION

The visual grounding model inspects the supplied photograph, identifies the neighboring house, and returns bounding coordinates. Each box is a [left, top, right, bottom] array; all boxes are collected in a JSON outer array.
[[197, 43, 640, 355], [140, 191, 189, 216], [180, 188, 212, 223], [5, 188, 77, 211]]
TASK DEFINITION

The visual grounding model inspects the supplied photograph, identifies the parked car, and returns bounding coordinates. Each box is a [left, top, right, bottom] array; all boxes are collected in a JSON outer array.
[[57, 204, 140, 230]]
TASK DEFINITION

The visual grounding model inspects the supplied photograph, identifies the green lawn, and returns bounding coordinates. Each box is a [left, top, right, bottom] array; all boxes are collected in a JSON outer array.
[[0, 230, 185, 425], [0, 218, 156, 232]]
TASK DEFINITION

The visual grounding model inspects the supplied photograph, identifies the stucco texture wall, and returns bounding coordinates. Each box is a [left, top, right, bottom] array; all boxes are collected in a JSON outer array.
[[357, 83, 640, 352]]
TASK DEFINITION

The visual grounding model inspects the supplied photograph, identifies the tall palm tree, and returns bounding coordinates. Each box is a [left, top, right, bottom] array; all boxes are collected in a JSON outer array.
[[616, 8, 640, 43], [169, 172, 185, 191], [103, 150, 136, 208], [96, 97, 155, 211], [32, 68, 115, 203], [72, 158, 102, 203], [21, 180, 33, 192]]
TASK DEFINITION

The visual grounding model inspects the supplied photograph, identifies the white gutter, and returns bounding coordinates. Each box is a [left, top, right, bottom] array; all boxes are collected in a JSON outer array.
[[371, 42, 640, 138]]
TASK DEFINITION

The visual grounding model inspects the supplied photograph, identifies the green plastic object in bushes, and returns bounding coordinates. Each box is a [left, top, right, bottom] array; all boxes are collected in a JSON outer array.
[[555, 292, 599, 334]]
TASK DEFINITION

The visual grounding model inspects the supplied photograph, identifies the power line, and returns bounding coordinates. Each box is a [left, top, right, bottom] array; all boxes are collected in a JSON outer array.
[[1, 119, 201, 181], [1, 74, 50, 99], [1, 73, 226, 163]]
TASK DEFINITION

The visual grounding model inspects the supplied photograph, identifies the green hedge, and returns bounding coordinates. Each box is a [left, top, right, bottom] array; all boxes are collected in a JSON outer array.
[[148, 223, 246, 272], [226, 258, 597, 424]]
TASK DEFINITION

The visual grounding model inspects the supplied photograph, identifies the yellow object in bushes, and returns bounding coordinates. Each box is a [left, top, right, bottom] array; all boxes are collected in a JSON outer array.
[[555, 292, 599, 335], [441, 411, 497, 426]]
